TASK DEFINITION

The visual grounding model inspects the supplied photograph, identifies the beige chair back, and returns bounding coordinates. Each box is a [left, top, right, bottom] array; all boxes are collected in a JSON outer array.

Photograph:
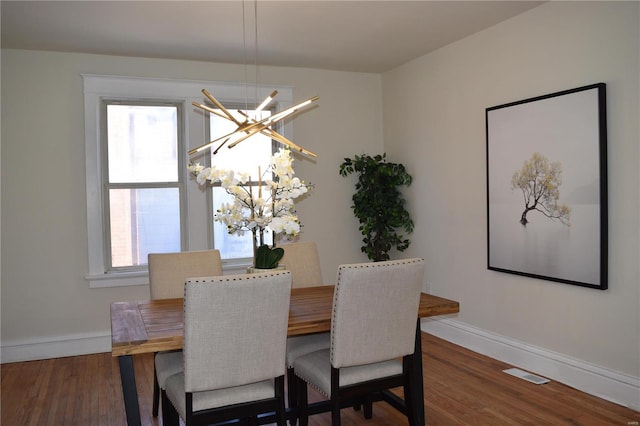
[[279, 242, 323, 288], [183, 271, 292, 393], [330, 258, 425, 368], [148, 250, 222, 300]]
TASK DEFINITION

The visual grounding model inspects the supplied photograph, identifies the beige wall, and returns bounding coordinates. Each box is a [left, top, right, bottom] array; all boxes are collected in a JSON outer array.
[[1, 51, 380, 347], [383, 1, 639, 378]]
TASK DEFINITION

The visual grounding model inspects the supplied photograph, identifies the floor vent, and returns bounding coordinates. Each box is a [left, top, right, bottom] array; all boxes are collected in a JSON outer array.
[[503, 368, 550, 385]]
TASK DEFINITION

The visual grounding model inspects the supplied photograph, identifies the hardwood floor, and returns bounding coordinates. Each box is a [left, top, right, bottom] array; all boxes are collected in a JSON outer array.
[[2, 333, 638, 425]]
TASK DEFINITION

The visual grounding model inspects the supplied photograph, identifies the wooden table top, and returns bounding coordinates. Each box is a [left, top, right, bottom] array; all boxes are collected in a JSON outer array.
[[111, 285, 459, 357]]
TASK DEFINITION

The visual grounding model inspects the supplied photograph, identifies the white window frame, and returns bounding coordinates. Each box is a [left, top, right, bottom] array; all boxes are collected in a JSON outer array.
[[82, 74, 293, 288]]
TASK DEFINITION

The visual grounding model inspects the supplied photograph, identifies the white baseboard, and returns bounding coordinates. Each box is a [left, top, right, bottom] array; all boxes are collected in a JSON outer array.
[[422, 317, 640, 412], [1, 332, 112, 364]]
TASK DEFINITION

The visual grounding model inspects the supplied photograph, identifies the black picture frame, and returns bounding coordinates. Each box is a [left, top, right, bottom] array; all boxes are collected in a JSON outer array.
[[486, 83, 607, 290]]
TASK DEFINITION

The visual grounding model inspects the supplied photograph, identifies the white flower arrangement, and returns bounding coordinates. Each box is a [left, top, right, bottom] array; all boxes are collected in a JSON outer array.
[[187, 148, 312, 249]]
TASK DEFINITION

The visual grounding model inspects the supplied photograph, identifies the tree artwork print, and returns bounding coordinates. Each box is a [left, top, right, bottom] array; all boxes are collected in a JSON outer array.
[[511, 153, 570, 227], [486, 83, 607, 289]]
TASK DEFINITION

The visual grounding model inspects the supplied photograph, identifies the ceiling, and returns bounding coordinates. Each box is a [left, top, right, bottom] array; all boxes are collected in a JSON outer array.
[[1, 1, 543, 73]]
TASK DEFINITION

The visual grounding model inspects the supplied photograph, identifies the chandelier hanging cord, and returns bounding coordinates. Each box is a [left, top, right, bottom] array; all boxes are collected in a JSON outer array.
[[241, 0, 259, 112], [243, 0, 249, 111], [253, 0, 259, 111]]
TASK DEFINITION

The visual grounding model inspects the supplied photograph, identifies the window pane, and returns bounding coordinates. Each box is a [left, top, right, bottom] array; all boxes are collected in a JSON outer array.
[[212, 187, 273, 260], [107, 104, 178, 183], [210, 110, 272, 175], [109, 188, 181, 268]]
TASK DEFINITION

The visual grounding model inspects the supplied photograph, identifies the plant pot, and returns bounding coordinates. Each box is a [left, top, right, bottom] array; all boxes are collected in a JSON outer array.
[[246, 265, 286, 274]]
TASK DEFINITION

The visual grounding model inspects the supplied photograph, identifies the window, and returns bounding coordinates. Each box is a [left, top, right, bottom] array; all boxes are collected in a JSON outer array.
[[104, 102, 185, 270], [83, 75, 294, 287]]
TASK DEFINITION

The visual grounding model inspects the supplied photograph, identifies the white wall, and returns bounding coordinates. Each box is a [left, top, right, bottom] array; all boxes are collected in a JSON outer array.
[[383, 1, 639, 408], [0, 51, 380, 358]]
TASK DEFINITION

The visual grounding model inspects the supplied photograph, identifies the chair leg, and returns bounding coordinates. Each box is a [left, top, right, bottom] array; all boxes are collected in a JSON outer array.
[[403, 355, 418, 426], [276, 375, 287, 426], [404, 379, 417, 426], [161, 389, 179, 426], [363, 394, 373, 419], [287, 367, 298, 426], [152, 363, 160, 416], [331, 396, 341, 426], [352, 395, 372, 419], [353, 396, 362, 411], [296, 376, 309, 426], [330, 366, 341, 426]]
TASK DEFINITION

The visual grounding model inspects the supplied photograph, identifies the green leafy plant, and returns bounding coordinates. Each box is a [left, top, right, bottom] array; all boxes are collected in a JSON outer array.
[[339, 153, 414, 262], [254, 244, 285, 269]]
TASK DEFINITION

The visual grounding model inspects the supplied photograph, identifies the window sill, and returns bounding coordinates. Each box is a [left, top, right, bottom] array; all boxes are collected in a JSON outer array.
[[221, 258, 253, 274], [86, 259, 254, 288], [86, 271, 149, 289]]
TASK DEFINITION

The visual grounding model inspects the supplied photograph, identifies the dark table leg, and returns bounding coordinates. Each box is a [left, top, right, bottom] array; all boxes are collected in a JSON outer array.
[[118, 355, 142, 426], [411, 318, 425, 426]]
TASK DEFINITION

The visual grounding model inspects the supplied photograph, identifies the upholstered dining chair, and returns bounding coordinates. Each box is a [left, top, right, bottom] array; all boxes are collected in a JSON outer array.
[[279, 241, 323, 288], [293, 258, 425, 426], [161, 271, 292, 426], [148, 249, 223, 417], [279, 242, 331, 422]]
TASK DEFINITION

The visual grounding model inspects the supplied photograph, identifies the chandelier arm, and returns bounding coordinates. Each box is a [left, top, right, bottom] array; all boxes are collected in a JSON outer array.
[[233, 113, 274, 132], [255, 90, 278, 114], [222, 120, 317, 158], [212, 137, 232, 155], [260, 128, 317, 158], [201, 89, 243, 126], [226, 126, 267, 149], [189, 111, 276, 155], [192, 102, 234, 121], [189, 113, 276, 155], [188, 127, 249, 155], [267, 96, 319, 125], [236, 110, 259, 132]]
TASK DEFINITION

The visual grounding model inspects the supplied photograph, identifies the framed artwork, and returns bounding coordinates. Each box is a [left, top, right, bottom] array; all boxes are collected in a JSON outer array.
[[486, 83, 607, 290]]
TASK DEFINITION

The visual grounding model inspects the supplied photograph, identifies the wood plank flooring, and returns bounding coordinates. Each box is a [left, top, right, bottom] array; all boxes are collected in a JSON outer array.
[[2, 333, 638, 425]]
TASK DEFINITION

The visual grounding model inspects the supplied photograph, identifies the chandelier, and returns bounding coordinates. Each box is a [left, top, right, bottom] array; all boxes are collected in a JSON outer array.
[[188, 1, 318, 158], [189, 90, 318, 157]]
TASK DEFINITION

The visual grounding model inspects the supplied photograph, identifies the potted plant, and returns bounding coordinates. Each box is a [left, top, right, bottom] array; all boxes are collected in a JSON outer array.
[[339, 153, 414, 262]]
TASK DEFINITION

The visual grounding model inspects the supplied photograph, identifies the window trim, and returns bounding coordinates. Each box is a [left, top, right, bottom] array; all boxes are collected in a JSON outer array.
[[82, 74, 294, 288]]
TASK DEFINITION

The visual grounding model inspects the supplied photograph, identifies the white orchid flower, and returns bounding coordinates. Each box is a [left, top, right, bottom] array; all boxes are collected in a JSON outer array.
[[190, 147, 312, 241]]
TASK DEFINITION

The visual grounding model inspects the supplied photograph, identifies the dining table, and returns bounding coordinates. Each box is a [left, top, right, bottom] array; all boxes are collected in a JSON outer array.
[[111, 285, 459, 426]]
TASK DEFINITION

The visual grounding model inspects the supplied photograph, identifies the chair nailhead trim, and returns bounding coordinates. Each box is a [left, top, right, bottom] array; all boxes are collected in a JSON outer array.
[[295, 371, 330, 398], [186, 270, 291, 284]]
